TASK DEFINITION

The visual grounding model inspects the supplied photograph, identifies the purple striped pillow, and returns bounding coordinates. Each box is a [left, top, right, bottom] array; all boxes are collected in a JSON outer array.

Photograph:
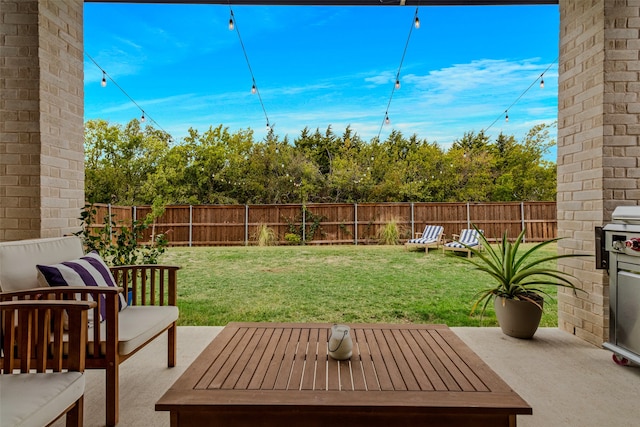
[[36, 251, 127, 323]]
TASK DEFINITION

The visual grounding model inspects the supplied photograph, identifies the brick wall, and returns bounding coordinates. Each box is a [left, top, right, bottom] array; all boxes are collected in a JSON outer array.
[[38, 0, 84, 237], [0, 0, 41, 241], [0, 0, 84, 240], [557, 0, 640, 346]]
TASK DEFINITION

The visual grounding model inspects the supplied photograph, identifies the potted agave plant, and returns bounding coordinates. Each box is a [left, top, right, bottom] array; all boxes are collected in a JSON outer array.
[[462, 226, 588, 339]]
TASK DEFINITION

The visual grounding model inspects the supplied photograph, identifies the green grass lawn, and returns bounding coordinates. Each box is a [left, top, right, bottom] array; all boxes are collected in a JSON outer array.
[[161, 244, 561, 327]]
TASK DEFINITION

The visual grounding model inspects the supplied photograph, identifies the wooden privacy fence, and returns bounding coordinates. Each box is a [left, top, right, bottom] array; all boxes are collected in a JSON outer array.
[[89, 202, 556, 247]]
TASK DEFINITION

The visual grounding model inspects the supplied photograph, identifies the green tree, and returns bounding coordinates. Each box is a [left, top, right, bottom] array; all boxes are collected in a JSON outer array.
[[84, 120, 557, 206], [490, 124, 556, 201], [84, 119, 170, 204]]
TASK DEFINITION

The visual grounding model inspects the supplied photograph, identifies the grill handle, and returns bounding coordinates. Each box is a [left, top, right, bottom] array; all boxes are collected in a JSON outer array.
[[595, 226, 609, 270]]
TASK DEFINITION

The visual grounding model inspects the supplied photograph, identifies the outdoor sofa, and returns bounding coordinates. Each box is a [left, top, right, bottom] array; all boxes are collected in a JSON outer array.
[[0, 236, 180, 426], [1, 299, 95, 427]]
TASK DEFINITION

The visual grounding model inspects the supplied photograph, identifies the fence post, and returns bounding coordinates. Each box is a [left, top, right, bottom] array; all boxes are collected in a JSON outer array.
[[189, 205, 193, 247], [302, 204, 306, 242], [108, 203, 113, 240], [354, 203, 358, 245], [245, 205, 249, 246], [410, 202, 415, 237], [521, 202, 526, 243], [466, 202, 470, 229]]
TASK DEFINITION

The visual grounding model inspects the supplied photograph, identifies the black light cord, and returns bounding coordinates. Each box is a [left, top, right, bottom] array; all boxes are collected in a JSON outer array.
[[229, 7, 271, 129], [377, 6, 419, 141], [484, 56, 558, 134], [85, 52, 173, 140]]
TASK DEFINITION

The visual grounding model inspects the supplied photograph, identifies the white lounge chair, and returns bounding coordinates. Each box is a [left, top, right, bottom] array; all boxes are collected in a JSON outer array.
[[443, 228, 483, 258], [405, 225, 444, 254]]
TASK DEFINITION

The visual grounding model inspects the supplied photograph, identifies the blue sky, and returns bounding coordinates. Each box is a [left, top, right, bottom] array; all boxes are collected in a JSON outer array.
[[84, 3, 559, 157]]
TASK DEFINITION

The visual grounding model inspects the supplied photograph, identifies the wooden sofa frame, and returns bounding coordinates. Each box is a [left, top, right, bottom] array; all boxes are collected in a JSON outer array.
[[0, 237, 180, 427], [1, 299, 96, 427]]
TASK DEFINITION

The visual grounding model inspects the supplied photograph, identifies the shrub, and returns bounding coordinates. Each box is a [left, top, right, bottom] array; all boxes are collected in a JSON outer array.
[[284, 233, 302, 245], [376, 217, 405, 245], [283, 206, 326, 244], [254, 223, 277, 246], [75, 202, 168, 266]]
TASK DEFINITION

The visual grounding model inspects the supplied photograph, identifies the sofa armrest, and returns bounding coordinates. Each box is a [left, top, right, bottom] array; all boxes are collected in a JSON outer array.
[[1, 299, 96, 373], [110, 265, 179, 307], [1, 287, 123, 359]]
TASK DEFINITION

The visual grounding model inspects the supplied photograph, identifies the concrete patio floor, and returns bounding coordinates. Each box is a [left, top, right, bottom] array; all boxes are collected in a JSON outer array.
[[53, 326, 639, 427]]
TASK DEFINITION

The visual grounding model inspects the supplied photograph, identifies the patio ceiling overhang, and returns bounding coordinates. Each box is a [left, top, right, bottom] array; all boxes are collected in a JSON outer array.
[[84, 1, 559, 5]]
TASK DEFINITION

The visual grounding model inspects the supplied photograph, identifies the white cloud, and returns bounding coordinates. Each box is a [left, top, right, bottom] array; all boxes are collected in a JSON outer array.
[[364, 71, 395, 87], [86, 56, 558, 154]]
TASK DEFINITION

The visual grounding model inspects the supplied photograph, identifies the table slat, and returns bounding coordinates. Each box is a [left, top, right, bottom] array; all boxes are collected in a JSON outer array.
[[289, 327, 310, 390], [412, 329, 462, 391], [195, 326, 249, 390], [260, 327, 294, 390], [353, 329, 381, 391], [273, 328, 300, 390], [247, 328, 284, 390], [364, 328, 394, 390], [315, 328, 329, 391]]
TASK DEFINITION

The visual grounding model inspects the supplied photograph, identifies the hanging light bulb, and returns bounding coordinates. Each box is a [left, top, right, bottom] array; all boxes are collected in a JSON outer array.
[[101, 71, 107, 87], [141, 112, 146, 123], [251, 84, 257, 94], [540, 78, 545, 89], [385, 114, 390, 125], [414, 15, 420, 29], [266, 121, 271, 131], [505, 111, 509, 123], [395, 79, 401, 89], [228, 16, 234, 31]]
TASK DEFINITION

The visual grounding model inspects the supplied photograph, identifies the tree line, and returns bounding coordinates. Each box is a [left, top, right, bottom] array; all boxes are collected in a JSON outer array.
[[84, 119, 557, 206]]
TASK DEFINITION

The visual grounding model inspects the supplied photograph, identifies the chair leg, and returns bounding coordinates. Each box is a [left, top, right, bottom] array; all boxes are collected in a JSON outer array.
[[66, 396, 83, 427], [168, 322, 177, 368], [106, 362, 119, 426]]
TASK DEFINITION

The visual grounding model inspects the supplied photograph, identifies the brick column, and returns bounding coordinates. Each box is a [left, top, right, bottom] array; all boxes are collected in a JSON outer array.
[[0, 0, 84, 241], [557, 0, 640, 346]]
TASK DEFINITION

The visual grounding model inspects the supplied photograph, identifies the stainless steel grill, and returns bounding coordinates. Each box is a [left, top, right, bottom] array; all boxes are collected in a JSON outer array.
[[599, 206, 640, 365]]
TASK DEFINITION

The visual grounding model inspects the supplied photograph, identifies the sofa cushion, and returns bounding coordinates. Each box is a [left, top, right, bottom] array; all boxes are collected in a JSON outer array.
[[0, 237, 84, 292], [36, 251, 127, 323], [88, 305, 179, 356], [0, 372, 84, 427]]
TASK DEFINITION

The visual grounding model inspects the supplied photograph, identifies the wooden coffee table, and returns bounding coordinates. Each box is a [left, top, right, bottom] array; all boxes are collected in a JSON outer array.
[[156, 323, 531, 426]]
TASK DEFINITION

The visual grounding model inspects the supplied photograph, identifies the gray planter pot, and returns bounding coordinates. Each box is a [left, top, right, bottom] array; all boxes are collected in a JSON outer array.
[[494, 296, 543, 339]]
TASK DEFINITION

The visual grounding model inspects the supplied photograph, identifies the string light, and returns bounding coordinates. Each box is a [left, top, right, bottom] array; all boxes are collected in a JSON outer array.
[[85, 52, 173, 140], [229, 7, 270, 133], [484, 56, 558, 133], [376, 6, 419, 140], [228, 14, 234, 31]]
